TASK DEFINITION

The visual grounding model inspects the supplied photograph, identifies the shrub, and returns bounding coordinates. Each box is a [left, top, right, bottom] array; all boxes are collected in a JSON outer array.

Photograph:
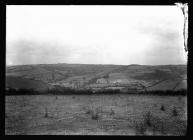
[[143, 111, 153, 127], [160, 121, 166, 135], [85, 106, 102, 120], [134, 121, 146, 135], [172, 107, 178, 116], [110, 108, 115, 116], [134, 112, 154, 135], [44, 107, 48, 118], [85, 109, 92, 115], [134, 111, 186, 135], [91, 112, 99, 120], [160, 105, 165, 111]]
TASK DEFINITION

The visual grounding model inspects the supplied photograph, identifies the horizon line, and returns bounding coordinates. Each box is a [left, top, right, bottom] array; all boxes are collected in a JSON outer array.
[[6, 62, 187, 67]]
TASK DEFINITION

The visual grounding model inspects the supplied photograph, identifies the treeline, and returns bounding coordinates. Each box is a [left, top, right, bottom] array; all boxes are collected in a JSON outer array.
[[137, 89, 187, 96], [6, 88, 41, 96], [47, 88, 93, 95], [5, 87, 187, 96]]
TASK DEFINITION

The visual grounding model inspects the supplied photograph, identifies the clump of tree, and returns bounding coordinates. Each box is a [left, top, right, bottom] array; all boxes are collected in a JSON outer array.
[[94, 89, 120, 94], [6, 87, 40, 95], [47, 87, 121, 95], [137, 89, 187, 96], [47, 87, 93, 95], [6, 87, 187, 96]]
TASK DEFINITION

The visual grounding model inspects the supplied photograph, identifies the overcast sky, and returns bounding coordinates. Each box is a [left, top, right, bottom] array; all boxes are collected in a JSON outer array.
[[6, 5, 187, 65]]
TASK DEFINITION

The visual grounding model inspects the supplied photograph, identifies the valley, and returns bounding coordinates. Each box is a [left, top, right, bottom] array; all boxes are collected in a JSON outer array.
[[6, 64, 187, 93]]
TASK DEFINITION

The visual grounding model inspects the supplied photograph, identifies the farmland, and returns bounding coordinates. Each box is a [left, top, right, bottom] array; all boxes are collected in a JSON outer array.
[[5, 94, 187, 135], [6, 64, 187, 92]]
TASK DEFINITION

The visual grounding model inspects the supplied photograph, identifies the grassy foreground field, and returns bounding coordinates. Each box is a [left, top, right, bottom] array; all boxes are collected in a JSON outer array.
[[5, 94, 187, 135]]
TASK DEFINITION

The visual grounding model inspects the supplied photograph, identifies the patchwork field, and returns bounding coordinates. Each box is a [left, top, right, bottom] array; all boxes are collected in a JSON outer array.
[[5, 94, 187, 135]]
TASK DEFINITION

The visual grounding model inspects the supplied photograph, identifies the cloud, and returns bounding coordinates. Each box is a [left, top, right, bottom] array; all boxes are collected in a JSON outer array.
[[6, 39, 108, 65], [6, 6, 187, 65], [132, 19, 186, 65], [6, 40, 73, 65]]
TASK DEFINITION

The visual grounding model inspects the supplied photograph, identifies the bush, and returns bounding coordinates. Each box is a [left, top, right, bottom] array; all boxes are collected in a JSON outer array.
[[134, 112, 153, 135], [172, 107, 178, 116], [160, 105, 165, 111], [134, 112, 162, 135], [85, 106, 101, 120], [134, 121, 146, 135], [85, 109, 92, 115], [110, 108, 115, 116], [91, 112, 99, 120], [44, 107, 48, 118], [143, 112, 153, 127]]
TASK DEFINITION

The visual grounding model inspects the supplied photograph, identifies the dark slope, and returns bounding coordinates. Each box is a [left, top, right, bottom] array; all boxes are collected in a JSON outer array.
[[6, 76, 52, 91]]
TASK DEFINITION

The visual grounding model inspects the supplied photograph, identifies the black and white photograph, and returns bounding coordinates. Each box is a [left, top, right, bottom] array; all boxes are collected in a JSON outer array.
[[5, 4, 188, 135]]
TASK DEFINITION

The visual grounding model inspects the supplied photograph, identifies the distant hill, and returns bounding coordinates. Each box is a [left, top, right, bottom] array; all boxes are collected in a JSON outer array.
[[6, 76, 52, 91], [6, 63, 187, 93]]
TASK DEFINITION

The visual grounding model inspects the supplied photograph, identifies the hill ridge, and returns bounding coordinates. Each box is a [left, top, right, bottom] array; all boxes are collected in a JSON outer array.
[[6, 63, 187, 92]]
